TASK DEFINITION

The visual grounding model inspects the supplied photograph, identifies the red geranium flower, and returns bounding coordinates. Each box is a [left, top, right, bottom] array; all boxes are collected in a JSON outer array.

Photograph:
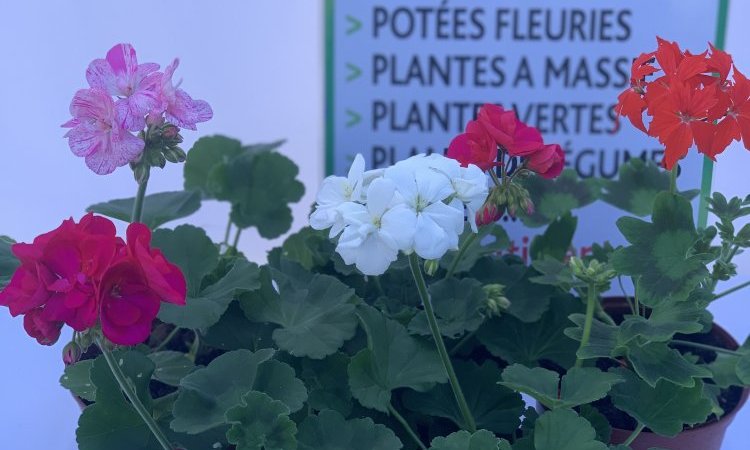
[[447, 119, 497, 170], [477, 104, 543, 156]]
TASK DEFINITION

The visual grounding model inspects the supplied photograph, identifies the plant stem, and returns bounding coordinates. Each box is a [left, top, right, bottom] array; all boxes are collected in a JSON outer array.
[[222, 217, 232, 246], [670, 339, 740, 356], [623, 422, 645, 446], [489, 168, 503, 187], [187, 332, 201, 363], [445, 233, 478, 279], [95, 337, 173, 450], [232, 228, 243, 248], [669, 165, 679, 194], [594, 301, 616, 326], [714, 279, 750, 301], [152, 327, 180, 353], [408, 253, 476, 432], [131, 171, 150, 223], [449, 330, 477, 357], [575, 284, 599, 368], [388, 403, 426, 450], [618, 276, 636, 315]]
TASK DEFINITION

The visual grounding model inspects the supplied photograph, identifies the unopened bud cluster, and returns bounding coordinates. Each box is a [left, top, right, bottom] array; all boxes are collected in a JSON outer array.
[[569, 257, 616, 291], [476, 182, 535, 227], [130, 123, 187, 183], [483, 283, 511, 316]]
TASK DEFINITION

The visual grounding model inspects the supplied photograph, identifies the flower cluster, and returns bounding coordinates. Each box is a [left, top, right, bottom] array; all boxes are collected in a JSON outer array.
[[616, 37, 746, 169], [62, 43, 212, 175], [310, 154, 489, 275], [0, 214, 186, 346]]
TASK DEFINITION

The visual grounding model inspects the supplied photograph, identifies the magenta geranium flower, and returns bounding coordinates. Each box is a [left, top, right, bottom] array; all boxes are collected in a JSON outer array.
[[62, 88, 145, 175], [156, 58, 213, 130], [86, 43, 162, 131]]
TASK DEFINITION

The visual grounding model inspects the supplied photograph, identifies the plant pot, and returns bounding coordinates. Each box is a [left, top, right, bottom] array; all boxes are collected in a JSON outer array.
[[602, 297, 750, 450]]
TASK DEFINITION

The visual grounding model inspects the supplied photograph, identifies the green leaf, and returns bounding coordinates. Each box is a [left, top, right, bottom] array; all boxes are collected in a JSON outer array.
[[533, 409, 607, 450], [602, 158, 698, 217], [520, 169, 600, 227], [0, 235, 18, 288], [76, 352, 164, 450], [147, 351, 195, 387], [625, 341, 711, 387], [530, 213, 577, 261], [403, 360, 524, 434], [737, 353, 750, 384], [225, 391, 297, 450], [201, 302, 276, 352], [301, 353, 354, 416], [60, 359, 96, 402], [280, 227, 336, 271], [428, 430, 511, 450], [408, 278, 487, 339], [87, 190, 201, 229], [500, 365, 623, 409], [610, 192, 709, 306], [242, 266, 357, 359], [440, 224, 510, 274], [618, 301, 707, 343], [565, 314, 620, 360], [579, 404, 611, 443], [171, 349, 307, 434], [160, 258, 261, 330], [223, 150, 305, 238], [609, 368, 713, 437], [152, 225, 219, 296], [184, 135, 245, 198], [297, 410, 403, 450], [348, 306, 447, 412], [707, 353, 744, 388], [477, 294, 582, 368]]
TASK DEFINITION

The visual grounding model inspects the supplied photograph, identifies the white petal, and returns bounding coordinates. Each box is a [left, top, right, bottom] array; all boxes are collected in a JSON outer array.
[[413, 214, 453, 260], [354, 234, 399, 275], [380, 204, 417, 251], [424, 201, 465, 235], [316, 176, 348, 206], [365, 178, 397, 218]]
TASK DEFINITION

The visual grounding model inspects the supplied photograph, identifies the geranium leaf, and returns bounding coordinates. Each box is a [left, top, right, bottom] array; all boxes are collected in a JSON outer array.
[[297, 409, 402, 450], [440, 223, 510, 274], [520, 169, 600, 227], [171, 349, 307, 434], [0, 235, 18, 289], [736, 354, 750, 384], [408, 278, 487, 339], [225, 391, 297, 450], [147, 351, 196, 387], [533, 409, 608, 450], [160, 258, 260, 330], [242, 266, 358, 359], [348, 305, 447, 412], [60, 359, 96, 402], [707, 353, 744, 388], [301, 353, 354, 416], [477, 294, 582, 368], [530, 212, 577, 261], [87, 190, 201, 229], [184, 135, 246, 199], [403, 360, 524, 434], [609, 368, 713, 437], [152, 225, 219, 296], [565, 314, 621, 360], [625, 341, 711, 387], [500, 365, 622, 409], [579, 404, 611, 443], [602, 158, 698, 217], [280, 227, 336, 271], [618, 301, 708, 343], [76, 351, 165, 450], [428, 430, 511, 450], [201, 302, 276, 352], [610, 192, 709, 306]]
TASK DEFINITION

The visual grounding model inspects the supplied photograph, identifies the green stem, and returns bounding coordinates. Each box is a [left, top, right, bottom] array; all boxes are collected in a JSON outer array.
[[388, 403, 426, 450], [131, 171, 150, 223], [489, 169, 502, 187], [187, 332, 201, 363], [617, 276, 636, 315], [408, 253, 476, 432], [575, 284, 599, 368], [670, 339, 740, 356], [449, 330, 477, 357], [595, 301, 616, 326], [669, 164, 679, 194], [152, 327, 180, 354], [623, 422, 645, 446], [714, 279, 750, 301], [222, 217, 232, 247], [96, 337, 173, 450], [445, 233, 478, 279], [232, 228, 243, 248]]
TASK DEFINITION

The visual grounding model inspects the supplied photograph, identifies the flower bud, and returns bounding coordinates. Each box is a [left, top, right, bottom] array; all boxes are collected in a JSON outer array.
[[483, 284, 510, 317], [476, 202, 501, 227], [148, 150, 167, 168], [424, 259, 440, 276], [163, 146, 187, 164], [62, 341, 82, 366], [161, 124, 181, 141], [570, 257, 616, 290]]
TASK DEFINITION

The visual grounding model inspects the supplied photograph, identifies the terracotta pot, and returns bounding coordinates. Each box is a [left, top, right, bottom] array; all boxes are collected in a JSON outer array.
[[603, 298, 750, 450]]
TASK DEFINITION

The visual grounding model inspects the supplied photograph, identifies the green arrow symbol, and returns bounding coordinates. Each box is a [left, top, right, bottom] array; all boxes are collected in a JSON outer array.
[[346, 63, 362, 81], [346, 109, 361, 128], [346, 15, 362, 35]]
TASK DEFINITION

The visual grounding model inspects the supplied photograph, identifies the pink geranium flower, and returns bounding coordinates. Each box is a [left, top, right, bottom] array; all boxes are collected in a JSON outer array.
[[62, 88, 145, 175], [155, 58, 213, 130], [447, 120, 497, 170], [86, 43, 162, 131], [527, 144, 565, 179], [477, 104, 544, 157]]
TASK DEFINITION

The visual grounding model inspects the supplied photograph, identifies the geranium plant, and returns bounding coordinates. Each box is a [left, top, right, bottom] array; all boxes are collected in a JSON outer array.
[[2, 38, 750, 450]]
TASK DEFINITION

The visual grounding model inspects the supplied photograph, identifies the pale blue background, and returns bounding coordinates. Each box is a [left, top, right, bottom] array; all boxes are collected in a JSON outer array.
[[0, 1, 749, 449]]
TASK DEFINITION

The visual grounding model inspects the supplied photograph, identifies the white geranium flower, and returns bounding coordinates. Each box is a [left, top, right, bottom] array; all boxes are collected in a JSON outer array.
[[385, 159, 464, 260], [429, 160, 489, 232], [310, 154, 365, 237], [334, 177, 415, 275]]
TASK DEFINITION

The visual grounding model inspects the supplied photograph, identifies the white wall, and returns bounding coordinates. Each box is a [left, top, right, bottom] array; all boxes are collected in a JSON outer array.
[[1, 1, 749, 449]]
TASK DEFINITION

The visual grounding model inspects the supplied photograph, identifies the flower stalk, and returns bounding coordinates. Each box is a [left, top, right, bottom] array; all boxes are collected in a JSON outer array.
[[131, 168, 150, 223], [408, 253, 476, 432], [444, 232, 478, 279], [574, 283, 599, 368], [96, 336, 173, 450]]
